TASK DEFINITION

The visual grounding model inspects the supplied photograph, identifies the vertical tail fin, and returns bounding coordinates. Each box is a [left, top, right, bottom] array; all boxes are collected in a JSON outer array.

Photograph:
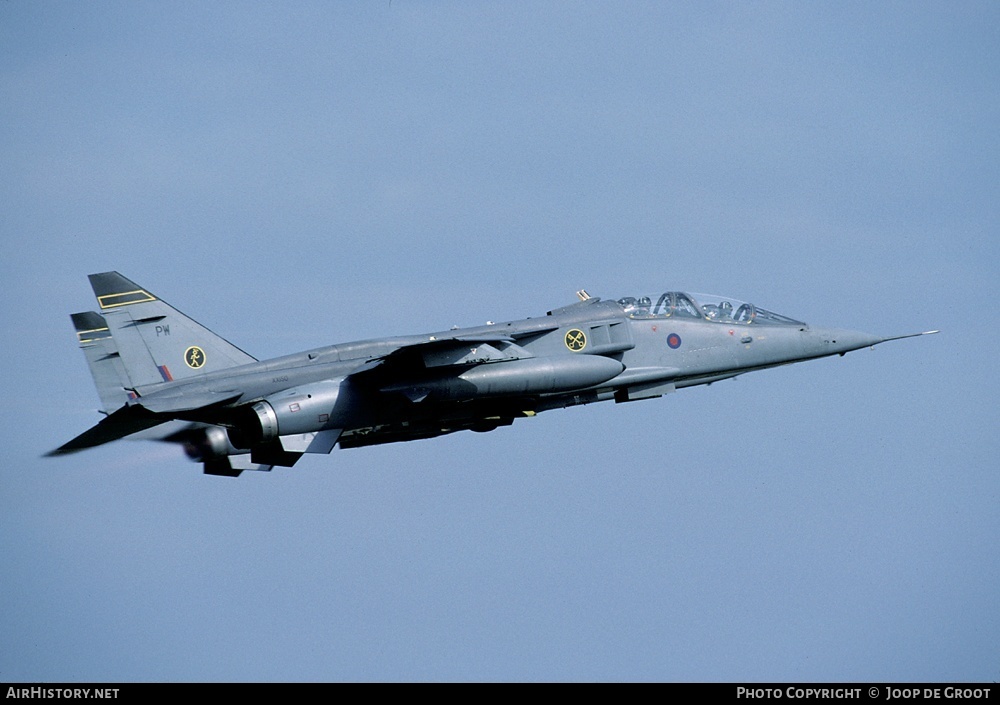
[[62, 295, 272, 474], [88, 272, 256, 389], [70, 311, 134, 414]]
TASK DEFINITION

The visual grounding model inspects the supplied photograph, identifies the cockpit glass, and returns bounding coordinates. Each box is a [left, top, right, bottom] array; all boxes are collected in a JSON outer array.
[[616, 292, 804, 326], [673, 294, 701, 318]]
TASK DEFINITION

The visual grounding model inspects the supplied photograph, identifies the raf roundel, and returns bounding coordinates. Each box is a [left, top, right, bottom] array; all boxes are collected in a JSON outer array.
[[184, 346, 206, 369], [667, 333, 682, 349]]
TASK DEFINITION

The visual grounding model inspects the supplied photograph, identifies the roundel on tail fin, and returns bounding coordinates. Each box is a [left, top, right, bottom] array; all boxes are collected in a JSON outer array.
[[185, 346, 206, 368]]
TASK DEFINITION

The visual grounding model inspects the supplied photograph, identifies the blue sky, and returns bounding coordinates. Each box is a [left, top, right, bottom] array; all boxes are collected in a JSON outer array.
[[2, 1, 997, 682]]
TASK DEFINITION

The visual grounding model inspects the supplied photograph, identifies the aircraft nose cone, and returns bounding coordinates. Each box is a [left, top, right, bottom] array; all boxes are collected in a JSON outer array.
[[807, 327, 884, 355]]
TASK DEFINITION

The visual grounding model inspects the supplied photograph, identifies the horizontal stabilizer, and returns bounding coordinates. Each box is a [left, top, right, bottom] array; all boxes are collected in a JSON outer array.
[[132, 389, 243, 414], [47, 405, 165, 456]]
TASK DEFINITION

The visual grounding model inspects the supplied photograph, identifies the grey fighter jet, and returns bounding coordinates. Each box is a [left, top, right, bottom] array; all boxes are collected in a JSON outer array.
[[50, 272, 937, 477]]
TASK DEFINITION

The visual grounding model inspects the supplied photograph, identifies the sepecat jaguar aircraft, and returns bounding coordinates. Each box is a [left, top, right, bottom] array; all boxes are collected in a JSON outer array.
[[49, 272, 936, 476]]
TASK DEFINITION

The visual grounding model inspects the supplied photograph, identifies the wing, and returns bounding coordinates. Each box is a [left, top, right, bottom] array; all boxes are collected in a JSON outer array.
[[338, 332, 623, 447]]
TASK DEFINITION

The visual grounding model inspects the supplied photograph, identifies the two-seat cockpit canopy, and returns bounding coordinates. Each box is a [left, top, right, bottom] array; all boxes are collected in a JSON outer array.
[[616, 292, 805, 326]]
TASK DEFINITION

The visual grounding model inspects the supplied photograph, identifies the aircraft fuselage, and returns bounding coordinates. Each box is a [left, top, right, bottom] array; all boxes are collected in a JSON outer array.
[[54, 275, 936, 475]]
